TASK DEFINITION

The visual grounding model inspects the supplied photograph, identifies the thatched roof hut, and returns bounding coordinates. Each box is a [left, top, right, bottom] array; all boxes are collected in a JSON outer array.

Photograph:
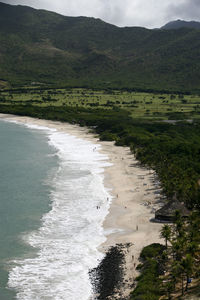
[[155, 199, 190, 222]]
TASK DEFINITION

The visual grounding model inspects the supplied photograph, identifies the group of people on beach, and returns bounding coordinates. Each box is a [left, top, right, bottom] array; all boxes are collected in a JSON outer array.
[[96, 197, 110, 209]]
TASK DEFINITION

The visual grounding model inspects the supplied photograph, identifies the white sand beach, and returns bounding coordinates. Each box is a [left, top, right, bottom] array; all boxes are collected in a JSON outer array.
[[0, 114, 164, 298]]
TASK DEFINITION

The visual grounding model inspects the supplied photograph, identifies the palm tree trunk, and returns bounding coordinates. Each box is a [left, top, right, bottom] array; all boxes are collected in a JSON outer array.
[[185, 275, 189, 291], [181, 276, 184, 296]]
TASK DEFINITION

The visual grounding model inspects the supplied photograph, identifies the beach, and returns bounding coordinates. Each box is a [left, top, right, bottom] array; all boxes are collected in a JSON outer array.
[[0, 114, 164, 299]]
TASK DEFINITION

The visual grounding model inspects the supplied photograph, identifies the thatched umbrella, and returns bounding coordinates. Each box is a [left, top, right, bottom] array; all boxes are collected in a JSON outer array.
[[155, 199, 190, 222]]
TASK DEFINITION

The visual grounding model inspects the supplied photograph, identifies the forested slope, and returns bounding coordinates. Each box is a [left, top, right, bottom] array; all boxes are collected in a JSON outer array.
[[0, 2, 200, 92]]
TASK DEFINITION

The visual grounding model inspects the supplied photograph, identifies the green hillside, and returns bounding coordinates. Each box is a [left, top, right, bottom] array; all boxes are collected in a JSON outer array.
[[0, 2, 200, 92]]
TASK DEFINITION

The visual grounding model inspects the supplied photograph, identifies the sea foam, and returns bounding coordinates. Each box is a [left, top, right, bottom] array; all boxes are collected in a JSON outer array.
[[7, 122, 112, 300]]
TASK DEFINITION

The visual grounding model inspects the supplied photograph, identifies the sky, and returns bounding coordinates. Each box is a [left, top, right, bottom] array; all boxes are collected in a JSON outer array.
[[2, 0, 200, 28]]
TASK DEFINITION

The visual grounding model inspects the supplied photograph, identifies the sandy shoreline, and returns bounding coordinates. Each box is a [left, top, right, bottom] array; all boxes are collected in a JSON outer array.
[[0, 114, 164, 299]]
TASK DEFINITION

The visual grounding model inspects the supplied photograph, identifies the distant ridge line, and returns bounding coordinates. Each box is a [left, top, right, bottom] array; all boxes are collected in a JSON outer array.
[[161, 19, 200, 30]]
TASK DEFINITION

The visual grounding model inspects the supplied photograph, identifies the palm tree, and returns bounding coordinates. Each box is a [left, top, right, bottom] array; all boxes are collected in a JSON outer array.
[[188, 211, 200, 244], [187, 241, 199, 257], [171, 238, 184, 261], [171, 260, 185, 296], [160, 224, 172, 249], [181, 254, 194, 291], [173, 211, 186, 239]]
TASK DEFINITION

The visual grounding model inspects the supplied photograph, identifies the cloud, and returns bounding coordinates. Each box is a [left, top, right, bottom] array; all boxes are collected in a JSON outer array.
[[166, 0, 200, 22], [2, 0, 200, 28]]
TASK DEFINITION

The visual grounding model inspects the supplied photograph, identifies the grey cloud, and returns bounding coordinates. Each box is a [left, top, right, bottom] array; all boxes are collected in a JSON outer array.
[[1, 0, 200, 28], [166, 0, 200, 21], [2, 0, 40, 7]]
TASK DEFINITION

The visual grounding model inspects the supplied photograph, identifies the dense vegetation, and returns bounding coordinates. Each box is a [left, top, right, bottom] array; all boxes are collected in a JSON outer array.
[[131, 211, 200, 300], [1, 2, 200, 92], [159, 212, 200, 299], [131, 243, 165, 300]]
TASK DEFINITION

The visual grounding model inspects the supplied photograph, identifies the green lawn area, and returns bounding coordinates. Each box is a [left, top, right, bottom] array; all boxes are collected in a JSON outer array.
[[0, 87, 200, 119]]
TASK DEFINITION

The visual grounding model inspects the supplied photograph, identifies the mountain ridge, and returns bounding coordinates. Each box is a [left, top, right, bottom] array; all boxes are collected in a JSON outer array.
[[161, 19, 200, 30], [0, 2, 200, 92]]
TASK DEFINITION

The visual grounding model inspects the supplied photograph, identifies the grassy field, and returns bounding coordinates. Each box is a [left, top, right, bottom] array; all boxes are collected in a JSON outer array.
[[0, 87, 200, 119]]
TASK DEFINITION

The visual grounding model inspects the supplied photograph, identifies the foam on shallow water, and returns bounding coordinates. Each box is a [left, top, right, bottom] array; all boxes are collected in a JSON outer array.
[[6, 121, 112, 300]]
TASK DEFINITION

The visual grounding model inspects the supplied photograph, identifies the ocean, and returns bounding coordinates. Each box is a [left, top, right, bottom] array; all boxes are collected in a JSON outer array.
[[0, 118, 111, 300]]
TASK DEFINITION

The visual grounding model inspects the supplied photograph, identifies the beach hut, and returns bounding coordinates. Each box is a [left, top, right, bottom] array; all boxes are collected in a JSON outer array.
[[155, 198, 190, 222]]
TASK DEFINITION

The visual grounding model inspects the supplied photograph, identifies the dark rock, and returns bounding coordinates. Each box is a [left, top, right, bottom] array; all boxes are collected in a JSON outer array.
[[89, 243, 129, 300]]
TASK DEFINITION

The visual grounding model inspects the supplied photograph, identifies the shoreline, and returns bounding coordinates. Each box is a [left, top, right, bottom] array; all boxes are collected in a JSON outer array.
[[0, 114, 164, 299]]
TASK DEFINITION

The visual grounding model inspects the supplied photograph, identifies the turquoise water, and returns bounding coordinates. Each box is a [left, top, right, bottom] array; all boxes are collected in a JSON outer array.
[[0, 118, 111, 300], [0, 119, 58, 299]]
